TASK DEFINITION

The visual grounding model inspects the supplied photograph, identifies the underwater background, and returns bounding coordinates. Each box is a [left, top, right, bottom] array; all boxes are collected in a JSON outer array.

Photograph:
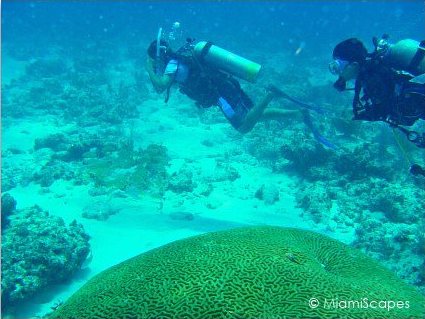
[[2, 1, 425, 318]]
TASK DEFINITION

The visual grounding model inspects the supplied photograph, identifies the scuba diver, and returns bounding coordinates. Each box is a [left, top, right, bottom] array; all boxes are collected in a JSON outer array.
[[329, 35, 425, 176], [146, 27, 302, 134]]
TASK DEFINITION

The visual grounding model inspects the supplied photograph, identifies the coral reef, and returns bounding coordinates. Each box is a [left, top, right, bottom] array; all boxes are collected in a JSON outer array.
[[210, 161, 240, 182], [82, 143, 170, 197], [33, 160, 75, 187], [333, 143, 397, 180], [296, 182, 333, 224], [1, 205, 90, 311], [296, 177, 425, 292], [1, 153, 35, 192], [48, 226, 424, 319], [28, 131, 171, 198], [276, 133, 397, 181], [297, 177, 424, 229], [366, 180, 423, 223], [279, 131, 332, 176], [1, 193, 17, 229], [354, 216, 425, 294], [34, 133, 69, 152], [81, 200, 120, 221], [3, 51, 141, 124], [255, 183, 280, 205], [168, 165, 197, 193]]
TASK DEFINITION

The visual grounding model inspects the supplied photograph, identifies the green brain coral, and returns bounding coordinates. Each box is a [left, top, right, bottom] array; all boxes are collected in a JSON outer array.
[[50, 226, 425, 319]]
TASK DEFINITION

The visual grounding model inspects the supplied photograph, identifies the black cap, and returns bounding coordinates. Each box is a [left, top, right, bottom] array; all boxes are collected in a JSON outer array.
[[147, 39, 171, 60], [333, 38, 368, 63]]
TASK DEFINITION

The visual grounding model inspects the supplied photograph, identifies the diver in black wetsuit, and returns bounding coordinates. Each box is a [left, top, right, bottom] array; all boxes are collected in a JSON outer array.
[[145, 37, 300, 134], [329, 35, 425, 176]]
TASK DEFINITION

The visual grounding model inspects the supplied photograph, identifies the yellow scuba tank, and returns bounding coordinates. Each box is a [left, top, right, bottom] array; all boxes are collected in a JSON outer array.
[[193, 41, 261, 83], [387, 39, 425, 74]]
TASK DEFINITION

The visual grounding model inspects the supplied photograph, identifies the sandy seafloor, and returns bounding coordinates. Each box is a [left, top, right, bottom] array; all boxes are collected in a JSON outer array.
[[2, 53, 357, 318]]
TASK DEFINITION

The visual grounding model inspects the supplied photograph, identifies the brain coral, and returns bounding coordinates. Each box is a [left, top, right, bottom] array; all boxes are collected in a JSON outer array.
[[49, 226, 425, 319]]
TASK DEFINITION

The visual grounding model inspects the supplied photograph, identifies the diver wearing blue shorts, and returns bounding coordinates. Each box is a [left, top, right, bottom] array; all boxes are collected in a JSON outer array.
[[146, 38, 299, 134]]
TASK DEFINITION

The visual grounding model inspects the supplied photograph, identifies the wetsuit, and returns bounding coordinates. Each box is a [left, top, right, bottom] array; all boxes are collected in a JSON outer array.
[[353, 59, 425, 126], [163, 57, 254, 130]]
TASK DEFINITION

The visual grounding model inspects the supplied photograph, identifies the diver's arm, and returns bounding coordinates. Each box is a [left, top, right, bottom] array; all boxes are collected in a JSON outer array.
[[145, 57, 174, 93]]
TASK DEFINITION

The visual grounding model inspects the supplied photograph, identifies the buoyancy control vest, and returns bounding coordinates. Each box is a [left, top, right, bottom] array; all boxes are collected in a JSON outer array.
[[353, 38, 425, 126], [170, 40, 255, 108]]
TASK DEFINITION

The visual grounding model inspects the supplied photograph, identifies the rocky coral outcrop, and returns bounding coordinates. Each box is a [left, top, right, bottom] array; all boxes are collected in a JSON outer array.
[[255, 183, 280, 205], [81, 200, 120, 221], [168, 165, 196, 193], [1, 193, 17, 229], [211, 162, 240, 182], [1, 205, 90, 311], [34, 133, 69, 152], [296, 177, 425, 293], [354, 218, 425, 294], [296, 182, 333, 224], [33, 160, 75, 187]]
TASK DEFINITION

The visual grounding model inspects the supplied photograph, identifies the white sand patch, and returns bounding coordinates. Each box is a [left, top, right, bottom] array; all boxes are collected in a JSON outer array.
[[2, 116, 76, 152]]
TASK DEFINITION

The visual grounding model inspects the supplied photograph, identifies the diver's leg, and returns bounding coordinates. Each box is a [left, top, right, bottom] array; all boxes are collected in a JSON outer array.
[[237, 92, 275, 134]]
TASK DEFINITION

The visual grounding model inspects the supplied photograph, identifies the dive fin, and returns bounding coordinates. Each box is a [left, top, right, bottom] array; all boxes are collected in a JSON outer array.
[[267, 85, 326, 115], [302, 109, 337, 150], [409, 73, 425, 85]]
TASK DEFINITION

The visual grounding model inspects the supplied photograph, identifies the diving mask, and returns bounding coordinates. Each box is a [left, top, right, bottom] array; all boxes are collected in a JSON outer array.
[[329, 59, 349, 76]]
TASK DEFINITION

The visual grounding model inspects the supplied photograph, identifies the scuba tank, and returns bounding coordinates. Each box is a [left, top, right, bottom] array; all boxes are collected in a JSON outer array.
[[193, 41, 262, 83], [385, 39, 425, 75]]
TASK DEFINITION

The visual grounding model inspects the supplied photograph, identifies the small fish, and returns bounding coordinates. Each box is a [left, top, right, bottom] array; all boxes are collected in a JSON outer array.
[[295, 41, 306, 56], [285, 252, 302, 264]]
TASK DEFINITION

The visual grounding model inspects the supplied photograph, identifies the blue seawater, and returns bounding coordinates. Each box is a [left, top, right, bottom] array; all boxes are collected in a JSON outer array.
[[2, 1, 424, 318]]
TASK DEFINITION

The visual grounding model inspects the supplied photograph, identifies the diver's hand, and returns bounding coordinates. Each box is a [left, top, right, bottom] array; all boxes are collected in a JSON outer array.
[[145, 57, 173, 94], [333, 77, 346, 92]]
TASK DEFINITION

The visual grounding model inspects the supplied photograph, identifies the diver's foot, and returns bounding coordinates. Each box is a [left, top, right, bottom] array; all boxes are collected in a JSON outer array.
[[267, 84, 286, 98]]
